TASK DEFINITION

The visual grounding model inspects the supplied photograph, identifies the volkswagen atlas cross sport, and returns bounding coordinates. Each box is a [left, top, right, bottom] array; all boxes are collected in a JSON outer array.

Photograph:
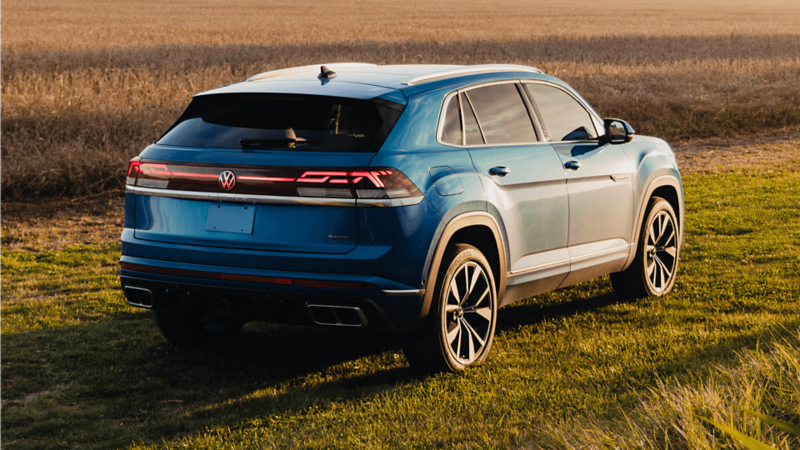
[[121, 63, 683, 372]]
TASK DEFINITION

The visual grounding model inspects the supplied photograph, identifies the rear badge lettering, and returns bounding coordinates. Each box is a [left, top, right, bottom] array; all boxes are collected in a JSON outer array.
[[328, 235, 350, 240]]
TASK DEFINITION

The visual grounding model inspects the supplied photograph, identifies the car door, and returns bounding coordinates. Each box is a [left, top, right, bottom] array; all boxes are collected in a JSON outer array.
[[523, 82, 634, 286], [453, 82, 570, 303]]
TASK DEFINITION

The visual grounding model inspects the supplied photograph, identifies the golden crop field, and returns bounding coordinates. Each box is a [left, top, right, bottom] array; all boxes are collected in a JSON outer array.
[[2, 0, 800, 196]]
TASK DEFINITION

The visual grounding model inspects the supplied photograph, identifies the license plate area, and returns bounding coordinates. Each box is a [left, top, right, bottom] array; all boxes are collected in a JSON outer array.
[[205, 204, 256, 234]]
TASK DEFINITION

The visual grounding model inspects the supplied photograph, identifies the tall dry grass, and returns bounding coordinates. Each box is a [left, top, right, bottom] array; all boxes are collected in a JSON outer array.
[[535, 327, 800, 449], [3, 0, 800, 197]]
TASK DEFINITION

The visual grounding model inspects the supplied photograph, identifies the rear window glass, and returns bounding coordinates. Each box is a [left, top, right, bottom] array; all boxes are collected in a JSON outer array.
[[440, 95, 462, 145], [157, 94, 402, 152], [465, 84, 536, 145]]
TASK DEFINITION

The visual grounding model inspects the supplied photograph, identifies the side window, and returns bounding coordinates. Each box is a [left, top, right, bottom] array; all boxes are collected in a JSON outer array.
[[525, 83, 597, 142], [440, 95, 462, 145], [464, 83, 536, 145], [461, 93, 484, 146]]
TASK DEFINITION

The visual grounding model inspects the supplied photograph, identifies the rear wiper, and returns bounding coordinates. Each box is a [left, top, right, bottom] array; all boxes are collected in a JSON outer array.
[[239, 138, 319, 149]]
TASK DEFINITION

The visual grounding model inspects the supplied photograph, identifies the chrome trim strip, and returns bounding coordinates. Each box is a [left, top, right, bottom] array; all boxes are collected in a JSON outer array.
[[247, 63, 376, 82], [382, 289, 425, 296], [127, 186, 356, 206], [357, 196, 424, 207], [508, 244, 631, 276], [569, 244, 631, 264], [509, 258, 571, 276], [611, 173, 633, 182], [403, 64, 543, 85], [127, 186, 424, 208]]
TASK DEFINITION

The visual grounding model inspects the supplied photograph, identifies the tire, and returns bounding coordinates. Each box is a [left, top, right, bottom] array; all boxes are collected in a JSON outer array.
[[153, 302, 242, 346], [611, 196, 680, 298], [404, 244, 498, 372]]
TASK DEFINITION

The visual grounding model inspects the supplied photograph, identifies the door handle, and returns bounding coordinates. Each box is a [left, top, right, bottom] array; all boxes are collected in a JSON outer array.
[[489, 166, 510, 177], [564, 161, 582, 171]]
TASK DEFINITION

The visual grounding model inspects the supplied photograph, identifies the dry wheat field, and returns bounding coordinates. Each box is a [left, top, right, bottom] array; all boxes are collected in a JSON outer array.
[[2, 0, 800, 197]]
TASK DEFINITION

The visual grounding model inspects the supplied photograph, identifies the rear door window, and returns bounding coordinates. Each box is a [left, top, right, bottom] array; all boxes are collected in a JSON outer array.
[[464, 83, 536, 145], [157, 94, 402, 153], [524, 84, 597, 142]]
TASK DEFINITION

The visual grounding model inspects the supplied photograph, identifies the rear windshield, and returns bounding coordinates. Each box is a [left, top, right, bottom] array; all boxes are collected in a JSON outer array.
[[157, 94, 403, 153]]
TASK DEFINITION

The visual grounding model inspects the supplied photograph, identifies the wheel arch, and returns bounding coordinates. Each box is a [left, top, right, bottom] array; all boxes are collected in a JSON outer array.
[[415, 211, 507, 332], [624, 175, 684, 269]]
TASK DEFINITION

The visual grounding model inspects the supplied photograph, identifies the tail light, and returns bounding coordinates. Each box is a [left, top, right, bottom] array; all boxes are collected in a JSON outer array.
[[126, 161, 422, 201]]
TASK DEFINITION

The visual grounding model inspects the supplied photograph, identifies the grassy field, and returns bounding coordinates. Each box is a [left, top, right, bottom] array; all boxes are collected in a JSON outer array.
[[2, 168, 799, 449], [2, 0, 800, 196]]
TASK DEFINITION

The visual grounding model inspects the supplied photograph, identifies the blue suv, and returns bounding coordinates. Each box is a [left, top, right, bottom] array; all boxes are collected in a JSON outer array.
[[121, 63, 683, 371]]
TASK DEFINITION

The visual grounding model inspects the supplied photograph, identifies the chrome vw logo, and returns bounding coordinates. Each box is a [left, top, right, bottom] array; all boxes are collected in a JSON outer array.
[[218, 171, 236, 190]]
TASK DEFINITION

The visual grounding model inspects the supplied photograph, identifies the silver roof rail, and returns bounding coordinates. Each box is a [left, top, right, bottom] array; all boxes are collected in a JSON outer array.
[[402, 64, 543, 86], [248, 63, 377, 82]]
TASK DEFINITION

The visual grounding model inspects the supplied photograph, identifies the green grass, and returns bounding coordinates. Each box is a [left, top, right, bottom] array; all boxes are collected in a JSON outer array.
[[2, 169, 799, 449]]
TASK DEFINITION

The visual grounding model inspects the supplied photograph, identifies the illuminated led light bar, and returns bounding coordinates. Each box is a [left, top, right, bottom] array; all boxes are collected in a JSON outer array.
[[126, 160, 421, 201], [120, 262, 377, 290]]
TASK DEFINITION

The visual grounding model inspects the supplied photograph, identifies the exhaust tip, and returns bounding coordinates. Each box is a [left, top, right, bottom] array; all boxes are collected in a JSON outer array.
[[124, 286, 154, 309], [307, 304, 368, 327]]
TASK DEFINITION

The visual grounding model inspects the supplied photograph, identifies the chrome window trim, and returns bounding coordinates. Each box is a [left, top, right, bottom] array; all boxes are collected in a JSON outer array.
[[520, 80, 604, 142], [435, 80, 546, 149], [126, 185, 423, 208], [403, 64, 543, 85], [436, 92, 462, 147]]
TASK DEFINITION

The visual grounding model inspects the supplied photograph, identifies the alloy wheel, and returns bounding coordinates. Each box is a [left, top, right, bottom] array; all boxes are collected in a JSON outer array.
[[645, 211, 678, 293], [443, 261, 494, 364]]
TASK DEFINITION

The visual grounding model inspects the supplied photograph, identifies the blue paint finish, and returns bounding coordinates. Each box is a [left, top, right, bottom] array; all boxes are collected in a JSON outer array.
[[134, 196, 359, 254], [429, 166, 464, 197]]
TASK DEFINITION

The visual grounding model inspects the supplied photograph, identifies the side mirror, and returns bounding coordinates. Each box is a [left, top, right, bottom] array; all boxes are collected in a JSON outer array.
[[601, 118, 635, 145]]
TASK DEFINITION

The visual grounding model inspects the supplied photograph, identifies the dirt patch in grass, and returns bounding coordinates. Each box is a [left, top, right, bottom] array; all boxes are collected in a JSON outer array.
[[674, 126, 800, 173], [1, 195, 124, 252]]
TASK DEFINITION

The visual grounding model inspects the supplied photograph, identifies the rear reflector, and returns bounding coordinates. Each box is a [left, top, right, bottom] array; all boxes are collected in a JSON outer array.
[[120, 262, 376, 290], [126, 160, 421, 201]]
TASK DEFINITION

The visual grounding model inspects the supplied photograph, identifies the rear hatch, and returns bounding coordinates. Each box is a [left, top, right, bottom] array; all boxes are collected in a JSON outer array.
[[129, 92, 406, 254]]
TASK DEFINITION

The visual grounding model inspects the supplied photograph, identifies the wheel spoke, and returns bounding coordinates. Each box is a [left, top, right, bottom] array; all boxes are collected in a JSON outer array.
[[445, 303, 459, 313], [468, 265, 482, 299], [654, 255, 673, 279], [664, 246, 677, 258], [464, 287, 489, 310], [449, 278, 461, 304], [454, 322, 462, 354], [466, 306, 492, 322], [462, 318, 486, 347], [464, 319, 475, 361], [658, 214, 668, 242], [446, 322, 460, 345], [650, 222, 658, 246], [662, 229, 675, 248]]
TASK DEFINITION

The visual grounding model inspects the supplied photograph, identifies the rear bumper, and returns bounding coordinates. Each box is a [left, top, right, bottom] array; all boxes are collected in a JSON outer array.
[[119, 256, 425, 332]]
